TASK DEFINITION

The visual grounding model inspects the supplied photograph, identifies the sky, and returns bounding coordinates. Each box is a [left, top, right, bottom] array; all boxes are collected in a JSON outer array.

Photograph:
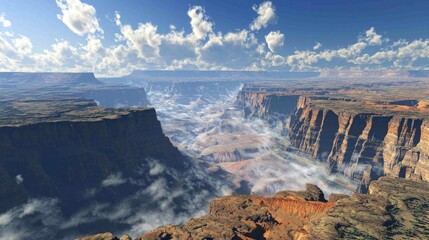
[[0, 0, 429, 76]]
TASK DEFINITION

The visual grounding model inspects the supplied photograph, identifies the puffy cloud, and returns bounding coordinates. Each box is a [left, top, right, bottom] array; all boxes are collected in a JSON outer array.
[[117, 22, 162, 59], [286, 27, 393, 70], [266, 52, 285, 66], [250, 1, 276, 31], [188, 6, 213, 40], [363, 27, 383, 46], [56, 0, 103, 36], [0, 13, 11, 28], [0, 33, 34, 71], [265, 31, 284, 52], [2, 0, 429, 75]]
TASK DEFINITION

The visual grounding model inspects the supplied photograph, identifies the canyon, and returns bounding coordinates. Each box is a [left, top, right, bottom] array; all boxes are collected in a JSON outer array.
[[1, 71, 429, 239], [237, 74, 429, 192]]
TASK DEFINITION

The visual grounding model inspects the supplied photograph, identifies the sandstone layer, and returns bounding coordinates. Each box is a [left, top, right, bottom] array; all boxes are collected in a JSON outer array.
[[81, 177, 429, 240], [237, 78, 429, 192]]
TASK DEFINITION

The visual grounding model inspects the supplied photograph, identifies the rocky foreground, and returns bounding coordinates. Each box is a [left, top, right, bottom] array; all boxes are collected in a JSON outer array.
[[80, 177, 429, 240]]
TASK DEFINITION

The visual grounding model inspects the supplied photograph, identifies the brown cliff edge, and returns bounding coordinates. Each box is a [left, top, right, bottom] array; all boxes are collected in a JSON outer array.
[[79, 177, 429, 240]]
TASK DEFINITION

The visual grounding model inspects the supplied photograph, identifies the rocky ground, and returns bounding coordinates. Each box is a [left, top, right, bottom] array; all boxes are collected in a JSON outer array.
[[81, 177, 429, 240]]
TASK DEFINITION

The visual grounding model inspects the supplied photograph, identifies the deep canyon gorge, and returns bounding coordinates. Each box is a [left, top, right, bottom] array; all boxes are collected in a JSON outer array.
[[0, 71, 429, 239]]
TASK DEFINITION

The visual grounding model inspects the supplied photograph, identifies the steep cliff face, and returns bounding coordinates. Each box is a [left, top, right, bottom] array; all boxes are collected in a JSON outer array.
[[236, 90, 299, 120], [236, 86, 429, 192], [0, 103, 181, 212], [0, 99, 250, 239], [289, 103, 339, 159], [383, 118, 429, 182], [289, 97, 429, 192]]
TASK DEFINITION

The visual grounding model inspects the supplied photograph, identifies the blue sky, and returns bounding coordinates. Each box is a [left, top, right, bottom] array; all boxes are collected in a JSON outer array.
[[0, 0, 429, 76]]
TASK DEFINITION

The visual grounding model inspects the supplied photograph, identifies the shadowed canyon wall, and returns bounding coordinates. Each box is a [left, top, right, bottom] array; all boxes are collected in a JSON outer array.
[[0, 100, 248, 239], [0, 106, 182, 212]]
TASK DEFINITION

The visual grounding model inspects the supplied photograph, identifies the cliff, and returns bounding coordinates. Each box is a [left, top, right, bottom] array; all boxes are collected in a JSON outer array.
[[0, 99, 181, 212], [236, 90, 299, 120], [236, 82, 429, 192], [0, 72, 102, 86], [289, 97, 429, 192], [0, 72, 150, 108], [82, 177, 429, 239]]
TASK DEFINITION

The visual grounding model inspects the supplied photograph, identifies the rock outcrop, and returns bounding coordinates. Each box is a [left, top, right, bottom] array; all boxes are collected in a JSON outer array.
[[237, 82, 429, 192], [0, 99, 182, 212], [288, 96, 429, 192], [87, 177, 429, 239], [237, 89, 299, 121], [0, 98, 249, 239]]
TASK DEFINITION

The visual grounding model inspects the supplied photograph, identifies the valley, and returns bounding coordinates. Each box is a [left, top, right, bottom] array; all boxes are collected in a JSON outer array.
[[1, 70, 429, 239]]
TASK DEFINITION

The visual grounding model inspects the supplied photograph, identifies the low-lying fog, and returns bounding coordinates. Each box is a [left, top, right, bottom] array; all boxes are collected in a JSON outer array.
[[0, 81, 354, 240], [146, 83, 354, 197]]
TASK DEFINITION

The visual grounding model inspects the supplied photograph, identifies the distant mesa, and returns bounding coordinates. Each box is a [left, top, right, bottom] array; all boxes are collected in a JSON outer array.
[[319, 70, 429, 78], [125, 70, 320, 80], [0, 72, 102, 86]]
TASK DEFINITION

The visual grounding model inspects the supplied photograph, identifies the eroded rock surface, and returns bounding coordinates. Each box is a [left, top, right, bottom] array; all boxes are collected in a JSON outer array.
[[118, 177, 428, 240], [237, 77, 429, 192]]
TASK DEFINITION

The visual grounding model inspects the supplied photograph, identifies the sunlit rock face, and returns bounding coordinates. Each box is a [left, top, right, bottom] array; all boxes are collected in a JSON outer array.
[[237, 80, 429, 193], [131, 177, 429, 240]]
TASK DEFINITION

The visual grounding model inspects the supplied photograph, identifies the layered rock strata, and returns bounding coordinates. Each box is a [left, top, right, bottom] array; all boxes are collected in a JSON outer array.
[[237, 85, 429, 192], [289, 97, 429, 192], [82, 177, 429, 240]]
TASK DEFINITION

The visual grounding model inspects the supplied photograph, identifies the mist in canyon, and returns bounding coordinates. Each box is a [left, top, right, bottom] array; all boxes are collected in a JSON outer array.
[[0, 74, 358, 240], [142, 81, 355, 197]]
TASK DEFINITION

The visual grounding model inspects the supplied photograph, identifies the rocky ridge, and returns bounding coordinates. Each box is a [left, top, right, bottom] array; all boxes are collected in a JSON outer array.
[[80, 177, 429, 240], [237, 79, 429, 192]]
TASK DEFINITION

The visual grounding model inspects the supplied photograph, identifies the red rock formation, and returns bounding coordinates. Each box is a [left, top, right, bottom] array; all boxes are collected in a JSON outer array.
[[139, 186, 335, 240], [237, 86, 429, 192]]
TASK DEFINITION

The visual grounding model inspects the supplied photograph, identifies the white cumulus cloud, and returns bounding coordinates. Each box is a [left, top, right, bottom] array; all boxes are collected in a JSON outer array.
[[265, 31, 284, 52], [0, 13, 11, 28], [188, 6, 213, 40], [56, 0, 103, 36], [250, 1, 276, 31]]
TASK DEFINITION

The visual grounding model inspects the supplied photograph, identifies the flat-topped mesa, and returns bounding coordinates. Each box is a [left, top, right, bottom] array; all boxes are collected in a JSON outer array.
[[83, 177, 429, 240], [0, 99, 182, 212], [0, 72, 151, 108], [126, 70, 319, 81], [0, 72, 102, 86]]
